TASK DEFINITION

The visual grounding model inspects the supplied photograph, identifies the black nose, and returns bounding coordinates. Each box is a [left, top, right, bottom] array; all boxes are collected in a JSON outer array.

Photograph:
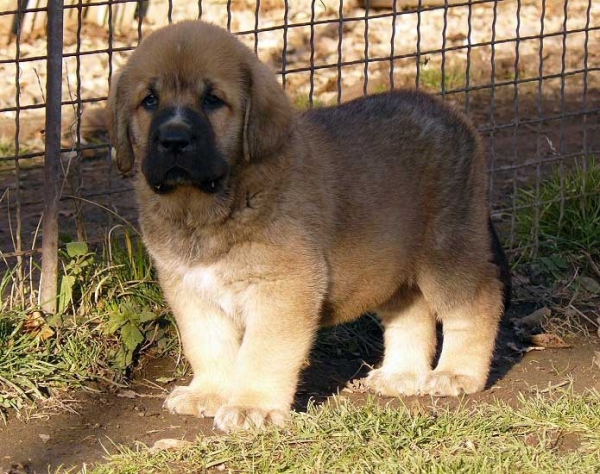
[[157, 126, 192, 154]]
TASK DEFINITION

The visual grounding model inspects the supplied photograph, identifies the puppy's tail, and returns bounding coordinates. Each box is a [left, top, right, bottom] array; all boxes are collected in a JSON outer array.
[[488, 218, 512, 311]]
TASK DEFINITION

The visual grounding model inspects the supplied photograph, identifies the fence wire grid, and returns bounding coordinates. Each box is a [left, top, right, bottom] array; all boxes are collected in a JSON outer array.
[[0, 0, 599, 311]]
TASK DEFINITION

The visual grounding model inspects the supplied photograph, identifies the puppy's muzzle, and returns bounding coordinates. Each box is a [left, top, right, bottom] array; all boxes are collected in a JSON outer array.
[[143, 107, 229, 195], [158, 126, 193, 155]]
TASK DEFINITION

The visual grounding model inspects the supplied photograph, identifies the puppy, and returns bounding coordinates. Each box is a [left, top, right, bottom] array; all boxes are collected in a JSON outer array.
[[107, 20, 508, 432]]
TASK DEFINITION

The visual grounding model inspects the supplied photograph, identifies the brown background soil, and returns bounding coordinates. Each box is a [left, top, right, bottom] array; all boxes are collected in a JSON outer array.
[[1, 313, 599, 473]]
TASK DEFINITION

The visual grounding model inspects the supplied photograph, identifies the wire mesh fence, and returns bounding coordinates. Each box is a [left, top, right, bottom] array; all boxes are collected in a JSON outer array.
[[0, 0, 599, 311]]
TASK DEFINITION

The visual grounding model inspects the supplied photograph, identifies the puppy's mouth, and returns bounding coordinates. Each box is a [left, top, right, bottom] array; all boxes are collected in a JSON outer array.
[[150, 167, 226, 195]]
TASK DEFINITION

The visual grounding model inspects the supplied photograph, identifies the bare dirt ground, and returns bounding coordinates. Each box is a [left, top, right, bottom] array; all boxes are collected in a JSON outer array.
[[1, 310, 599, 473]]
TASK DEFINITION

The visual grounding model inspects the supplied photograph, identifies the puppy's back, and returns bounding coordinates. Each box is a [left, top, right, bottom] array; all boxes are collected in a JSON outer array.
[[304, 90, 478, 166], [297, 90, 498, 324], [302, 90, 488, 238]]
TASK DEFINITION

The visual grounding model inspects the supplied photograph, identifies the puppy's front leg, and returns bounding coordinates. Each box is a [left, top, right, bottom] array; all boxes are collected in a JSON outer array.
[[161, 276, 242, 418], [214, 279, 321, 432]]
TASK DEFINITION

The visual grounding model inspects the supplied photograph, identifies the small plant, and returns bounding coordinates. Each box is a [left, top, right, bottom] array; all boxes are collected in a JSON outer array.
[[515, 158, 600, 265], [0, 139, 37, 171], [104, 299, 171, 370], [86, 388, 600, 473], [0, 229, 175, 420], [418, 61, 467, 92], [57, 241, 95, 315], [0, 140, 19, 161], [293, 94, 328, 109], [0, 264, 19, 315]]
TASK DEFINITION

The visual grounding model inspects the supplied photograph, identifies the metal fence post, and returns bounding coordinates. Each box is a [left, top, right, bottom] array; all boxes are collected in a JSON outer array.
[[40, 1, 64, 314]]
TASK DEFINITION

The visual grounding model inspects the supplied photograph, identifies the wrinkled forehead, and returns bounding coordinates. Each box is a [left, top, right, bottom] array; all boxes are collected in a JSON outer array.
[[123, 22, 249, 101]]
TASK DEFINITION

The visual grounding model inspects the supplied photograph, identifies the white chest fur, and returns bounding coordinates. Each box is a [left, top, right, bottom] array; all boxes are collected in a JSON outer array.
[[179, 264, 240, 316]]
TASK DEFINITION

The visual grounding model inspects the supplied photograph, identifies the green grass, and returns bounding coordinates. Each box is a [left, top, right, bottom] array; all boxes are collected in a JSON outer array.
[[418, 64, 467, 92], [293, 94, 329, 109], [0, 314, 115, 416], [80, 388, 600, 473], [0, 230, 176, 421], [515, 158, 600, 263], [0, 139, 37, 171], [511, 157, 600, 336], [0, 140, 17, 158]]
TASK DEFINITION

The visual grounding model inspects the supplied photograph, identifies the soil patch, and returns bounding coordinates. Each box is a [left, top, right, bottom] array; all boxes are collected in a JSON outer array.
[[1, 318, 598, 473]]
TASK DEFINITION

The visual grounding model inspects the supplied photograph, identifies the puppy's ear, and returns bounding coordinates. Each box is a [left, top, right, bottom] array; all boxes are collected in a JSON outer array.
[[242, 59, 293, 162], [107, 71, 135, 172]]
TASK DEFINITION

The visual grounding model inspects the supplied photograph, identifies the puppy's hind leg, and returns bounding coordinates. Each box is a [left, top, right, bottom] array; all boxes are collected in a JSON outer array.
[[421, 273, 503, 396], [365, 289, 436, 396]]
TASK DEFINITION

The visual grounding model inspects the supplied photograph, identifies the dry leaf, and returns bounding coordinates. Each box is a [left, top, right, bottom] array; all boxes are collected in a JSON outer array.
[[23, 311, 55, 341], [23, 311, 45, 331], [529, 333, 571, 349], [150, 438, 192, 452]]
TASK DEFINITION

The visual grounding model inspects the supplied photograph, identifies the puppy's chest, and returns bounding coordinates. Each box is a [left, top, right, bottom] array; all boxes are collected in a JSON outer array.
[[178, 264, 248, 316]]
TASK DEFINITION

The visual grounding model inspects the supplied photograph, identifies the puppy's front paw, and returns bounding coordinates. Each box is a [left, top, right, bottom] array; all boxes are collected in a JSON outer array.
[[163, 385, 227, 417], [213, 405, 289, 432], [421, 371, 485, 397], [364, 369, 427, 397]]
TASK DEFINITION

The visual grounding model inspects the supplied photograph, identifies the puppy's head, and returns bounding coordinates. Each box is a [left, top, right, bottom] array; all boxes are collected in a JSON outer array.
[[107, 21, 292, 197]]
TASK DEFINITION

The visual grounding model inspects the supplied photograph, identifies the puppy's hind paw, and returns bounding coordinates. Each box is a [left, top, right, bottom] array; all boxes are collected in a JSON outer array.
[[364, 369, 427, 397], [213, 405, 289, 432], [421, 371, 485, 397]]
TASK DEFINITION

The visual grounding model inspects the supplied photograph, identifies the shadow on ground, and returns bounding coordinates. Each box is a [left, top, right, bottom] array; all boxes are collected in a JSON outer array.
[[297, 305, 528, 412], [2, 310, 600, 473]]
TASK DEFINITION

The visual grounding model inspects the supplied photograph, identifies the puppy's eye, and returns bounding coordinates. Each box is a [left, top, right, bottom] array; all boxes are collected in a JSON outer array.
[[141, 93, 158, 110], [203, 92, 225, 110]]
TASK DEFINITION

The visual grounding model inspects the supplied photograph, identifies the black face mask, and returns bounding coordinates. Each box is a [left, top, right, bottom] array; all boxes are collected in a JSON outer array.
[[142, 106, 229, 195]]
